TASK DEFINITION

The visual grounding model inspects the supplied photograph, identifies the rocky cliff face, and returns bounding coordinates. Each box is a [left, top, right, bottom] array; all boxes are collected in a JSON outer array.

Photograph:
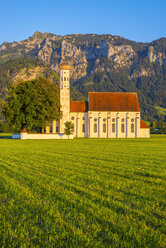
[[148, 46, 166, 65], [1, 31, 165, 81]]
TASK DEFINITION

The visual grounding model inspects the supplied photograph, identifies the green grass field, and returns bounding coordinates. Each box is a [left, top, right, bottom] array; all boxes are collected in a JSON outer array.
[[0, 136, 166, 247]]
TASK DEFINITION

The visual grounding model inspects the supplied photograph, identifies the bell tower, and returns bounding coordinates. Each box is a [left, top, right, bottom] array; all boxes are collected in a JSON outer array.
[[60, 61, 70, 133]]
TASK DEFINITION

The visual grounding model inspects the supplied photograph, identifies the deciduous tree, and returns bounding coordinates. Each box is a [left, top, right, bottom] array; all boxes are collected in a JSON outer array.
[[2, 78, 61, 133]]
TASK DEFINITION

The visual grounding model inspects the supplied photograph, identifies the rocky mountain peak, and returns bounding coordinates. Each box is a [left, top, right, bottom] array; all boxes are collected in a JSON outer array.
[[33, 31, 43, 36], [1, 32, 166, 81]]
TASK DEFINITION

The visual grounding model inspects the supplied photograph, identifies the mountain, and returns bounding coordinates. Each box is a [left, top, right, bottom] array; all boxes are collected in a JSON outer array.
[[0, 31, 166, 120]]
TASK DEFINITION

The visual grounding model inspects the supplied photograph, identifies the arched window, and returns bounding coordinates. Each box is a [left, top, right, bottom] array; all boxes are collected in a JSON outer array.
[[121, 118, 124, 122], [72, 124, 74, 132], [71, 116, 74, 120], [112, 118, 115, 122], [64, 77, 66, 81], [56, 126, 59, 133], [131, 118, 134, 122], [103, 123, 106, 133], [94, 118, 97, 122], [82, 123, 85, 132], [103, 118, 106, 122], [112, 123, 115, 133], [82, 117, 85, 120], [94, 123, 97, 133], [131, 124, 134, 133], [121, 123, 125, 133]]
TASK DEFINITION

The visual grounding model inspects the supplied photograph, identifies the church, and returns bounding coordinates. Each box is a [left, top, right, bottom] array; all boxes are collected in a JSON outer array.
[[48, 61, 150, 138]]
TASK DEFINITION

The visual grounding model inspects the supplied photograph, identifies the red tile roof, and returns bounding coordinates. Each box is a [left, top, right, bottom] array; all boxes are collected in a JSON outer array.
[[140, 121, 150, 129], [70, 101, 88, 112], [21, 128, 27, 133], [88, 92, 140, 112]]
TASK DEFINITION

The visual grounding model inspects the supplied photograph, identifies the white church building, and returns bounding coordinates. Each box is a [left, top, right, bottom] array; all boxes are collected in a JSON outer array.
[[48, 61, 150, 138]]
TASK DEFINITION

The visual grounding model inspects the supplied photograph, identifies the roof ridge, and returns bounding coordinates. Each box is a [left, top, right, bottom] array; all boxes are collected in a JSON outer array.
[[70, 100, 88, 102], [88, 92, 137, 94]]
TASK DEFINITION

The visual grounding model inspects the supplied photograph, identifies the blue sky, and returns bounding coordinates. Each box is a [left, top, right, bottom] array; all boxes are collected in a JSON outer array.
[[0, 0, 166, 45]]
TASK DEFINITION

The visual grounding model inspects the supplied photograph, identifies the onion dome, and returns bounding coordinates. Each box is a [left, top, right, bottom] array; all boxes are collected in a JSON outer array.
[[60, 60, 70, 70]]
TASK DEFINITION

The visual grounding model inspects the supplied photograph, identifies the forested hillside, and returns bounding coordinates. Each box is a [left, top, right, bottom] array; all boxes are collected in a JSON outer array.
[[0, 32, 166, 121]]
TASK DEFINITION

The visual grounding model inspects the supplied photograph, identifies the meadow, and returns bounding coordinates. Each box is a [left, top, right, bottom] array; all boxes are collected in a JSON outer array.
[[0, 135, 166, 247]]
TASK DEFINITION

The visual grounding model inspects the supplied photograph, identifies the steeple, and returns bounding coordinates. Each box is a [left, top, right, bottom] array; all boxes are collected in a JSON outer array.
[[60, 60, 70, 70], [59, 60, 70, 133], [60, 60, 70, 90]]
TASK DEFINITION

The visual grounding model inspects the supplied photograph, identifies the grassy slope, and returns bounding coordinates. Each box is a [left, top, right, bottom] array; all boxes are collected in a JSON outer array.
[[155, 106, 166, 116], [0, 136, 166, 247]]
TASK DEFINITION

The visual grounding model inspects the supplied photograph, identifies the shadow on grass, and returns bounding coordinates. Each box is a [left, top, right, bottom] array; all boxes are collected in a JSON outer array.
[[0, 133, 12, 139]]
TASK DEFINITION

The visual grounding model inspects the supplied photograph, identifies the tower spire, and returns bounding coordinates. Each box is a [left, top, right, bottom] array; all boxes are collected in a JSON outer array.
[[59, 61, 70, 133], [60, 60, 70, 70]]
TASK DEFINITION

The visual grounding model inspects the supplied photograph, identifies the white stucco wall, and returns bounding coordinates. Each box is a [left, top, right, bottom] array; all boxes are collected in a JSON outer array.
[[12, 133, 73, 140], [140, 128, 150, 138], [71, 111, 141, 138], [70, 112, 88, 137]]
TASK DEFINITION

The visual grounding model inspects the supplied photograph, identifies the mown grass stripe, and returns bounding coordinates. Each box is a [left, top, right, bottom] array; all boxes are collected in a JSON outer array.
[[0, 135, 165, 247]]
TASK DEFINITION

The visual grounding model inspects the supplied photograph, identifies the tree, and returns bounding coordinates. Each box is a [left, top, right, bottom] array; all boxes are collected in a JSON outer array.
[[152, 121, 157, 130], [33, 78, 61, 131], [2, 78, 61, 133], [64, 121, 73, 138]]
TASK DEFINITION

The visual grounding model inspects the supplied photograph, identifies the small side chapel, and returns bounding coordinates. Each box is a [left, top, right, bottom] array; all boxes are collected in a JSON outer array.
[[48, 61, 150, 138]]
